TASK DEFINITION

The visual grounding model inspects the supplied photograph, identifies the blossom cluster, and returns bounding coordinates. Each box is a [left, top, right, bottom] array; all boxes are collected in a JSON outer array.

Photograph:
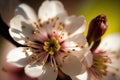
[[5, 0, 120, 80]]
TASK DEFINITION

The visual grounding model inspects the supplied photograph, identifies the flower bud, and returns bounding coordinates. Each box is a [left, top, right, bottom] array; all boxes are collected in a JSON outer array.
[[87, 14, 108, 45]]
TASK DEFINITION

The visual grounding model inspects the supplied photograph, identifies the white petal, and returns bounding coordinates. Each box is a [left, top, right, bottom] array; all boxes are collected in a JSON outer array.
[[64, 16, 86, 37], [25, 64, 43, 78], [105, 51, 120, 79], [38, 63, 58, 80], [71, 72, 88, 80], [9, 15, 35, 44], [67, 33, 87, 47], [62, 40, 90, 63], [6, 47, 32, 67], [10, 15, 26, 29], [59, 54, 83, 76], [25, 63, 58, 80], [84, 52, 93, 67], [67, 45, 90, 62], [98, 33, 120, 52], [38, 0, 67, 22], [15, 3, 37, 22]]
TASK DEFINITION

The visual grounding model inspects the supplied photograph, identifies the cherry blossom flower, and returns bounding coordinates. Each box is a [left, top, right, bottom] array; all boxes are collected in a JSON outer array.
[[87, 33, 120, 80], [6, 0, 89, 80], [74, 14, 120, 80]]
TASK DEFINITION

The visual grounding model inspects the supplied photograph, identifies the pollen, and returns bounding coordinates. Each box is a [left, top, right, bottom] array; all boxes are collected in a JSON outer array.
[[22, 26, 26, 29], [38, 18, 41, 23], [81, 46, 84, 48], [43, 37, 60, 55], [72, 49, 75, 51], [67, 51, 71, 53]]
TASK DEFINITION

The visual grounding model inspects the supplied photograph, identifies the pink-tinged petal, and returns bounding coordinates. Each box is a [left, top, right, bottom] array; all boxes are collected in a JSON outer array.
[[9, 15, 35, 44], [38, 0, 67, 22], [64, 15, 86, 36], [71, 72, 88, 80], [59, 54, 83, 76], [6, 47, 32, 67], [15, 3, 37, 22]]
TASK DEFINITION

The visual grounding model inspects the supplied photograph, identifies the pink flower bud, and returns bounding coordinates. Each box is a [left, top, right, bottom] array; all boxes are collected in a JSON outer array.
[[87, 14, 108, 45]]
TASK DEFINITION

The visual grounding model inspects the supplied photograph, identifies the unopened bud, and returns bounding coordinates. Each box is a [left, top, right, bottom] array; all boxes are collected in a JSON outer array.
[[87, 14, 108, 45]]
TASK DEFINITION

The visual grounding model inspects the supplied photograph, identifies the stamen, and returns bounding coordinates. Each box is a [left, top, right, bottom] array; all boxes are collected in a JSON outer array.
[[52, 56, 58, 70], [91, 54, 112, 79], [23, 48, 29, 57], [56, 17, 59, 20], [67, 51, 71, 53], [52, 23, 56, 28], [53, 31, 56, 34], [50, 56, 54, 67], [38, 18, 41, 23], [34, 22, 39, 28], [30, 52, 47, 65], [51, 18, 54, 22], [46, 21, 49, 24], [22, 26, 26, 29], [58, 22, 65, 31], [31, 30, 35, 34], [81, 46, 84, 48], [72, 49, 75, 51], [62, 55, 68, 62], [68, 32, 71, 35], [42, 54, 49, 65], [76, 45, 79, 47]]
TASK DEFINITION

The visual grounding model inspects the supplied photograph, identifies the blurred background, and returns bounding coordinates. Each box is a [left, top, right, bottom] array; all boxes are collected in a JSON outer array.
[[0, 0, 120, 80]]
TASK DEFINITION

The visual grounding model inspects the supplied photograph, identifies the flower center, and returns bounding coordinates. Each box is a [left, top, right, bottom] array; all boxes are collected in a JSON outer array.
[[43, 37, 60, 55]]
